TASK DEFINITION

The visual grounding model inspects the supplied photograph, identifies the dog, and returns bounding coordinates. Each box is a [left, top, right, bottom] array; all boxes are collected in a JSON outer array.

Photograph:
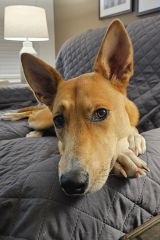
[[1, 20, 149, 195]]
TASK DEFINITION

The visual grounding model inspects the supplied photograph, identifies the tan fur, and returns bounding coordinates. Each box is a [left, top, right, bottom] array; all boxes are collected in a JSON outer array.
[[27, 107, 53, 130], [1, 19, 149, 193], [125, 98, 139, 127]]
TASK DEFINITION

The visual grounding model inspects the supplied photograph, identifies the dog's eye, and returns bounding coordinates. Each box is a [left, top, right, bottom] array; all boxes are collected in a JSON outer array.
[[91, 108, 109, 122], [53, 115, 65, 129]]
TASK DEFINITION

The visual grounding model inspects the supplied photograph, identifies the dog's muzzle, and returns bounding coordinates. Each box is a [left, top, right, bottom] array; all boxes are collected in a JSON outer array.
[[60, 170, 89, 195]]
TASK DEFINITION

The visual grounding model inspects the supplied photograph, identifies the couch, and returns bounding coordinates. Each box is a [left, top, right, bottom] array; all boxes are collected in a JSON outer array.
[[0, 15, 160, 240]]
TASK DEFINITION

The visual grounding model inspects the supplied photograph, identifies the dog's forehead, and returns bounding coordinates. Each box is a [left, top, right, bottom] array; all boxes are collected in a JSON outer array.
[[59, 73, 114, 96], [54, 72, 121, 111]]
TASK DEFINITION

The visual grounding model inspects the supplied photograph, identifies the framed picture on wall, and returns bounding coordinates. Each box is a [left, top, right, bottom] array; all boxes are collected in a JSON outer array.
[[99, 0, 132, 19], [136, 0, 160, 16]]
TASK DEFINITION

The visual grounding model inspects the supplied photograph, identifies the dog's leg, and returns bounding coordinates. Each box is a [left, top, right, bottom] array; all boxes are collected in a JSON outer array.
[[0, 106, 54, 137], [27, 107, 53, 130], [0, 111, 33, 121], [128, 127, 146, 156], [113, 137, 149, 178], [0, 106, 46, 121], [125, 99, 146, 156]]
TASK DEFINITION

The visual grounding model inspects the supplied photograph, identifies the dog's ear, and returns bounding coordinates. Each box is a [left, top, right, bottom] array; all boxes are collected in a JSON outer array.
[[21, 53, 63, 108], [93, 19, 133, 92]]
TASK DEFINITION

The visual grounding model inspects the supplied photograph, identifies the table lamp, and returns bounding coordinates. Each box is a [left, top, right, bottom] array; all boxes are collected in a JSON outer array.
[[4, 5, 49, 82]]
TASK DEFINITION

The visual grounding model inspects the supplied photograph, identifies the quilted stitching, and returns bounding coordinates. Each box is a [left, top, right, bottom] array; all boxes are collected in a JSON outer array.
[[127, 16, 160, 132], [56, 28, 106, 80], [0, 129, 160, 239]]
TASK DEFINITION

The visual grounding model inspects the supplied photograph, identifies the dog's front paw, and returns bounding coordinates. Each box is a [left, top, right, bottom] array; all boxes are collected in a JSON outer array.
[[128, 133, 146, 156], [26, 131, 43, 138], [113, 149, 150, 178]]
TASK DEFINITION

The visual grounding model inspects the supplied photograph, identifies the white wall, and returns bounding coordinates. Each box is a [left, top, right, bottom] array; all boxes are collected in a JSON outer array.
[[0, 0, 55, 82], [36, 0, 55, 66]]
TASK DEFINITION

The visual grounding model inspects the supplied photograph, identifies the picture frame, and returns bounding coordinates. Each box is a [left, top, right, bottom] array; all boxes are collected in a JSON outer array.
[[99, 0, 132, 19], [136, 0, 160, 16]]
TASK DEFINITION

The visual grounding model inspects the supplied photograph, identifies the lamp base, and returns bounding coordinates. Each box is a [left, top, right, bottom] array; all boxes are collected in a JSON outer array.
[[20, 41, 37, 83]]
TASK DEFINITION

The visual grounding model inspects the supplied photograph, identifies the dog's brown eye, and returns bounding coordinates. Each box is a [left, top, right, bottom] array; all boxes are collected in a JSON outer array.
[[53, 115, 65, 129], [91, 108, 109, 122]]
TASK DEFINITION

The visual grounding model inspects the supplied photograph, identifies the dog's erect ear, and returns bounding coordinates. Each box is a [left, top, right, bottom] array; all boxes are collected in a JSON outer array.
[[21, 53, 63, 107], [93, 19, 133, 92]]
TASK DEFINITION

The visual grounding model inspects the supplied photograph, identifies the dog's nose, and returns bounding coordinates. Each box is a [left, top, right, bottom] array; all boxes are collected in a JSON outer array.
[[60, 170, 89, 195]]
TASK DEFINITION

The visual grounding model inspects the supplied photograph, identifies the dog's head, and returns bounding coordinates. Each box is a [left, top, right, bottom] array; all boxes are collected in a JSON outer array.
[[21, 20, 134, 195]]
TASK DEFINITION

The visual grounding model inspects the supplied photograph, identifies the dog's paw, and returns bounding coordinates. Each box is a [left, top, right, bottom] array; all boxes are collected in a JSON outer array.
[[128, 133, 146, 156], [26, 131, 43, 138], [113, 149, 150, 178]]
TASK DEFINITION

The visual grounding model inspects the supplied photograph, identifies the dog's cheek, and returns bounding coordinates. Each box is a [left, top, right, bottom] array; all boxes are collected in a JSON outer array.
[[55, 128, 66, 145], [90, 138, 116, 192], [89, 168, 110, 193], [86, 154, 112, 192]]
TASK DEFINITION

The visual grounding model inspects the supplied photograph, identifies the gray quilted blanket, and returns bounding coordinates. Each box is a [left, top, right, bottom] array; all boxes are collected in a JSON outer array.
[[0, 124, 160, 239], [0, 15, 160, 240]]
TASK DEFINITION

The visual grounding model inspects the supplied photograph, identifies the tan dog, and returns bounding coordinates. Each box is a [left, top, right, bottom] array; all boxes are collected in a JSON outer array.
[[1, 20, 149, 195]]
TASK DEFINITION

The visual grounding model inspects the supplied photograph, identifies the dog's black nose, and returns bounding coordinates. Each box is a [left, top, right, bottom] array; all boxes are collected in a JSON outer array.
[[60, 170, 89, 195]]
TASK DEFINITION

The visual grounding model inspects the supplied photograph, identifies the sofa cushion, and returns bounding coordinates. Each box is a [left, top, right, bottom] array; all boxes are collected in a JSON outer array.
[[0, 84, 36, 110], [127, 16, 160, 132]]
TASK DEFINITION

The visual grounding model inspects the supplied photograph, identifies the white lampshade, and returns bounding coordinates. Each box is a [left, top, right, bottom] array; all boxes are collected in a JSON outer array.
[[4, 5, 49, 41]]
